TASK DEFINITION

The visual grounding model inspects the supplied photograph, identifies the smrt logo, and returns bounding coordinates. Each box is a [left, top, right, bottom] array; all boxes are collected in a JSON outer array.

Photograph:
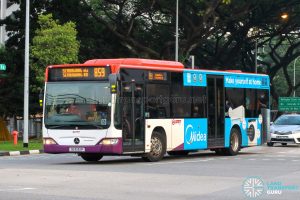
[[172, 119, 181, 125], [185, 124, 206, 145]]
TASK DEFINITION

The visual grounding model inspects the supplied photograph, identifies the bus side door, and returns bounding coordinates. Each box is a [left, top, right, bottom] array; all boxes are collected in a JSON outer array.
[[121, 82, 145, 153], [207, 75, 225, 147]]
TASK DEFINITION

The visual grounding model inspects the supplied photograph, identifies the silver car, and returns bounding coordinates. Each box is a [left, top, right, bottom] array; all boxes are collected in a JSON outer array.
[[268, 114, 300, 146]]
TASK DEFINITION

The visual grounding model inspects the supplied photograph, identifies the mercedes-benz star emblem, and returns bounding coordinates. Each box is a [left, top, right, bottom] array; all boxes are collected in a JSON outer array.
[[74, 138, 80, 144]]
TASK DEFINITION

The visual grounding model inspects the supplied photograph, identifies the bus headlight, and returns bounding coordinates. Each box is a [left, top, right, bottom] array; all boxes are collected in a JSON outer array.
[[100, 138, 119, 145], [43, 138, 57, 145]]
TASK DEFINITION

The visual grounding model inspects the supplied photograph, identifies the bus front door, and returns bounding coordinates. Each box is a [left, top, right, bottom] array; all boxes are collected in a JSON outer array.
[[121, 82, 145, 153], [207, 75, 225, 148]]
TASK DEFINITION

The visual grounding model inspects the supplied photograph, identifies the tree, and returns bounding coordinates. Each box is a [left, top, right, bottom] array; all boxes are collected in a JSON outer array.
[[1, 0, 300, 114], [31, 14, 80, 84], [0, 0, 53, 117], [81, 0, 300, 104]]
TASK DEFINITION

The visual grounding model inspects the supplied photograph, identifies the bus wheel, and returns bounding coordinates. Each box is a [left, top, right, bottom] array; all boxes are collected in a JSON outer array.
[[267, 142, 274, 147], [214, 148, 225, 155], [80, 153, 103, 162], [167, 151, 189, 156], [143, 132, 166, 162], [281, 143, 287, 146], [225, 128, 241, 156]]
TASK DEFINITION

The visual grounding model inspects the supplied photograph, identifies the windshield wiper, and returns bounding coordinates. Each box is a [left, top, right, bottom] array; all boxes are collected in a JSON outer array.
[[45, 123, 106, 129], [45, 124, 76, 129], [84, 123, 106, 129]]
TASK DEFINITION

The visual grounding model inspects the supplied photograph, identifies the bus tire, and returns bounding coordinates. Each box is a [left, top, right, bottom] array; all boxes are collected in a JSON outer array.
[[267, 142, 274, 147], [281, 143, 287, 146], [224, 128, 241, 156], [80, 153, 103, 162], [142, 131, 166, 162], [167, 150, 189, 156], [214, 148, 226, 155]]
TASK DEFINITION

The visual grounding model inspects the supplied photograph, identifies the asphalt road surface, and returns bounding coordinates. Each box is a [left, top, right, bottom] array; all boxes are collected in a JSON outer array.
[[0, 145, 300, 200]]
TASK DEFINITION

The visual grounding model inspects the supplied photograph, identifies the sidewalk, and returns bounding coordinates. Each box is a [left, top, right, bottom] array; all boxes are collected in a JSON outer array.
[[0, 149, 44, 156], [0, 138, 43, 157]]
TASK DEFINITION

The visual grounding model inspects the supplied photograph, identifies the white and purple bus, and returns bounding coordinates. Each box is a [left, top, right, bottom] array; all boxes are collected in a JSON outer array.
[[42, 58, 270, 162]]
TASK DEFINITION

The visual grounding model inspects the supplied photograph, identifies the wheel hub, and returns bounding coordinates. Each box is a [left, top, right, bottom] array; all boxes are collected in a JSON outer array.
[[231, 133, 239, 152], [151, 137, 162, 156]]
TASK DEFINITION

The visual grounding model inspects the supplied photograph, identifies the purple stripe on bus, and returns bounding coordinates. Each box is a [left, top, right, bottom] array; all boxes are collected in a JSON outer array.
[[44, 138, 123, 154], [172, 143, 184, 151]]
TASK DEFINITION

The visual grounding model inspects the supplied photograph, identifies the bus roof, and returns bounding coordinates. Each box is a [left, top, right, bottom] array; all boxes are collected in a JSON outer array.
[[84, 58, 268, 77], [47, 58, 268, 78], [84, 58, 184, 69]]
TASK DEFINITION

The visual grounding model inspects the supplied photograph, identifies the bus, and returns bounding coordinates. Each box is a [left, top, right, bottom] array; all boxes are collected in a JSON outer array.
[[42, 58, 270, 162]]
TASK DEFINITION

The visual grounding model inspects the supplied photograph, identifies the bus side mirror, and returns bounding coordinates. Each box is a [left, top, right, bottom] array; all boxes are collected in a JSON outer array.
[[109, 74, 119, 94], [39, 89, 44, 107]]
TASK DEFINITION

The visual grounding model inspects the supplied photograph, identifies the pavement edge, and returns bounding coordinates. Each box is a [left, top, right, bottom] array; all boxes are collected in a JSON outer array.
[[0, 149, 44, 157]]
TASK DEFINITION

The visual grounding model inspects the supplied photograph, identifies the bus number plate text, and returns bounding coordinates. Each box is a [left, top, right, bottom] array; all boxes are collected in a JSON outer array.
[[69, 147, 85, 152]]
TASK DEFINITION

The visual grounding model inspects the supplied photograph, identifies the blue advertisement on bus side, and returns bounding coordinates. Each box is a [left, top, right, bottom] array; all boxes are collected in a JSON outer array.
[[184, 118, 207, 150], [183, 72, 207, 86], [183, 70, 269, 89], [224, 75, 269, 89]]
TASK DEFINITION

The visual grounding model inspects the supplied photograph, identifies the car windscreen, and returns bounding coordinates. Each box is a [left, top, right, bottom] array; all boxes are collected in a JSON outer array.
[[274, 115, 300, 125]]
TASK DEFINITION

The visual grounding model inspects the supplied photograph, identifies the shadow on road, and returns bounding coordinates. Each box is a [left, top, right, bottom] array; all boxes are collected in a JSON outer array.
[[58, 150, 263, 165]]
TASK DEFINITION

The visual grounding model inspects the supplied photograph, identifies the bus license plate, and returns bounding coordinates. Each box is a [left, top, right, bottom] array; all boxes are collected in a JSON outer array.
[[69, 147, 85, 152]]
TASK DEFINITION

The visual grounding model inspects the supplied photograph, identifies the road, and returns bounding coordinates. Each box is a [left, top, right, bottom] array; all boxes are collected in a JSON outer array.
[[0, 145, 300, 200]]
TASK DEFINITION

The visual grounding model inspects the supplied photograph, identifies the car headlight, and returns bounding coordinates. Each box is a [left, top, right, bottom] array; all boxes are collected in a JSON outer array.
[[292, 130, 300, 134], [43, 138, 57, 145]]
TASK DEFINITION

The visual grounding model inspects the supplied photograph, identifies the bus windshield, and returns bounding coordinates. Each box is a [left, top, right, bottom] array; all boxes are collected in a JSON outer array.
[[44, 82, 111, 129]]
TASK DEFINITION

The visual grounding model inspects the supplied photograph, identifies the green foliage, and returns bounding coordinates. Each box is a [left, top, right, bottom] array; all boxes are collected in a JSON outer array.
[[0, 139, 43, 151], [1, 0, 300, 116], [31, 14, 80, 84], [222, 0, 231, 4], [0, 47, 24, 117]]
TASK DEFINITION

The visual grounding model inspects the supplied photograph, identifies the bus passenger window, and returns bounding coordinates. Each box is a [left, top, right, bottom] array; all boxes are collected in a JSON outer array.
[[257, 90, 269, 114], [192, 87, 207, 118], [171, 72, 192, 118], [146, 84, 170, 118], [245, 89, 256, 118]]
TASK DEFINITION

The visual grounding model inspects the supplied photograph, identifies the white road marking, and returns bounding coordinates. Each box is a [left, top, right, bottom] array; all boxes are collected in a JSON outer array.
[[0, 187, 36, 192], [278, 151, 287, 154], [146, 159, 211, 165]]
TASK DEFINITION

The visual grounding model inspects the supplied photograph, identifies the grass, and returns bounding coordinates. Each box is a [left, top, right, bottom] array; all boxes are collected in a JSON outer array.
[[0, 139, 43, 152]]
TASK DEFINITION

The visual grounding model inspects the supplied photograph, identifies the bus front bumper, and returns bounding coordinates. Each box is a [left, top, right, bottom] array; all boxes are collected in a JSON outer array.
[[43, 138, 123, 155]]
